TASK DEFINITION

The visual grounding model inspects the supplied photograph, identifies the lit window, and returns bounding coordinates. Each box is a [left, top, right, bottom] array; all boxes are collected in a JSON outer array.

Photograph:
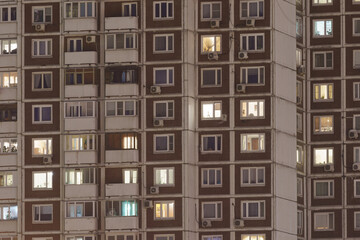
[[0, 7, 16, 22], [32, 39, 52, 57], [314, 212, 334, 231], [123, 3, 137, 17], [106, 100, 136, 116], [297, 113, 303, 132], [201, 135, 222, 153], [354, 82, 360, 100], [241, 235, 265, 240], [0, 72, 17, 88], [105, 133, 138, 150], [354, 179, 360, 197], [313, 20, 332, 37], [65, 101, 95, 117], [355, 0, 360, 3], [240, 66, 265, 85], [241, 100, 264, 118], [154, 168, 174, 186], [65, 2, 96, 18], [297, 177, 303, 196], [65, 168, 95, 185], [314, 83, 333, 101], [297, 211, 303, 235], [202, 202, 222, 220], [154, 34, 174, 53], [122, 133, 138, 149], [33, 205, 52, 223], [33, 171, 53, 189], [201, 101, 222, 119], [66, 135, 95, 151], [202, 236, 222, 240], [314, 116, 333, 133], [313, 51, 333, 69], [201, 68, 221, 87], [241, 201, 265, 219], [32, 138, 52, 156], [66, 68, 95, 85], [0, 39, 17, 55], [33, 72, 52, 90], [123, 169, 138, 184], [33, 6, 52, 23], [314, 148, 333, 165], [0, 138, 17, 153], [296, 81, 302, 103], [354, 147, 360, 163], [155, 235, 174, 240], [313, 0, 332, 5], [241, 133, 265, 152], [241, 167, 265, 186], [106, 33, 137, 50], [32, 105, 52, 124], [0, 205, 17, 220], [354, 50, 360, 69], [155, 201, 174, 219], [201, 35, 221, 53], [66, 236, 94, 240], [154, 134, 174, 152], [107, 234, 136, 240], [154, 1, 173, 19], [240, 33, 264, 52], [154, 67, 174, 86], [240, 1, 264, 19], [201, 2, 221, 20], [67, 38, 83, 52], [297, 146, 303, 164], [296, 48, 302, 66], [296, 16, 303, 38], [314, 180, 334, 198], [66, 202, 95, 218], [0, 172, 13, 187], [106, 200, 137, 217], [202, 168, 222, 187]]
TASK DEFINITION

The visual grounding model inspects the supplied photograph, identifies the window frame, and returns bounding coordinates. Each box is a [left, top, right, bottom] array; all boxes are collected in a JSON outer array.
[[240, 99, 265, 119], [66, 201, 96, 218], [312, 0, 333, 5], [297, 177, 303, 197], [0, 39, 17, 55], [201, 101, 222, 120], [153, 134, 175, 153], [297, 112, 303, 132], [201, 68, 222, 87], [297, 145, 303, 164], [0, 205, 17, 220], [241, 167, 265, 186], [313, 115, 334, 134], [32, 72, 52, 91], [65, 168, 96, 185], [313, 19, 333, 38], [123, 168, 138, 184], [314, 212, 334, 231], [239, 0, 265, 20], [32, 138, 52, 156], [201, 168, 222, 187], [240, 33, 265, 52], [64, 1, 96, 18], [0, 6, 16, 22], [64, 101, 96, 118], [314, 179, 334, 199], [200, 2, 222, 21], [153, 67, 174, 86], [354, 82, 360, 101], [0, 172, 14, 187], [65, 134, 96, 151], [201, 201, 222, 220], [240, 235, 266, 240], [105, 100, 137, 117], [105, 33, 138, 50], [154, 201, 175, 220], [202, 236, 223, 240], [32, 105, 53, 124], [154, 167, 175, 186], [32, 171, 53, 190], [313, 83, 333, 102], [153, 1, 174, 20], [154, 235, 175, 240], [313, 147, 334, 166], [201, 35, 222, 54], [32, 6, 52, 24], [122, 2, 137, 17], [240, 66, 265, 85], [241, 133, 265, 152], [201, 134, 222, 153], [32, 39, 52, 57], [355, 211, 360, 230], [32, 204, 53, 223], [154, 100, 174, 119], [0, 72, 17, 88], [153, 34, 174, 53], [313, 51, 333, 70], [0, 138, 17, 154], [241, 200, 265, 219]]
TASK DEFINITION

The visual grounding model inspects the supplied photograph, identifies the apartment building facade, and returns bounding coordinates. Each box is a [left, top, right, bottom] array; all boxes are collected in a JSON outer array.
[[0, 0, 298, 240]]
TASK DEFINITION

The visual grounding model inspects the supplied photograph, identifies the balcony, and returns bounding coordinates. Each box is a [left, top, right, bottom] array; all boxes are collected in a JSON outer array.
[[105, 84, 138, 97], [64, 151, 97, 165], [105, 150, 139, 164], [105, 17, 138, 30], [65, 218, 97, 231], [0, 55, 16, 67], [0, 122, 16, 133], [0, 154, 17, 166], [105, 49, 138, 63], [65, 184, 97, 198], [105, 216, 138, 230], [0, 22, 17, 35], [0, 88, 17, 101], [0, 187, 16, 200], [65, 117, 97, 131], [0, 220, 16, 232], [64, 18, 97, 32], [106, 116, 139, 130], [65, 85, 98, 98], [105, 183, 138, 197], [64, 51, 97, 65]]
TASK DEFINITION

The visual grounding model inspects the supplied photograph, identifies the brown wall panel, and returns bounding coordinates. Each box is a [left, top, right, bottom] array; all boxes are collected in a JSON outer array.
[[310, 48, 341, 78], [310, 144, 341, 174], [235, 231, 271, 240], [235, 130, 271, 161], [25, 3, 60, 33], [198, 65, 229, 95], [311, 209, 342, 238], [310, 112, 341, 142], [146, 164, 182, 194], [234, 63, 271, 94], [25, 201, 60, 231], [146, 97, 182, 128], [347, 177, 360, 205], [146, 0, 181, 28], [25, 102, 60, 132], [146, 64, 182, 95], [25, 135, 60, 165], [25, 168, 60, 198], [198, 97, 229, 128], [198, 0, 229, 29], [235, 163, 271, 195], [235, 197, 271, 228], [311, 177, 342, 206], [146, 31, 182, 61], [25, 69, 60, 99], [146, 232, 182, 240], [198, 131, 230, 162], [309, 80, 341, 110], [199, 164, 229, 195], [24, 36, 60, 66], [234, 30, 271, 61], [146, 131, 182, 161], [310, 0, 340, 13], [198, 32, 230, 62], [234, 96, 271, 127], [346, 1, 360, 11], [233, 0, 270, 28], [146, 197, 182, 228], [310, 16, 341, 45], [199, 198, 230, 229]]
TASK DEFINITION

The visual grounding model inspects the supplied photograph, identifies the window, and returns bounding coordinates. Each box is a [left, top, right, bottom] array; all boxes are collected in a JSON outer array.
[[241, 167, 265, 186], [65, 2, 96, 18], [33, 72, 52, 90], [65, 168, 95, 185], [297, 146, 303, 164], [154, 168, 174, 186], [314, 116, 333, 133], [33, 6, 52, 23], [67, 236, 94, 240], [106, 133, 138, 150], [314, 212, 334, 231], [354, 50, 360, 69], [314, 180, 334, 198], [297, 177, 303, 196], [154, 134, 174, 152], [355, 212, 360, 230], [106, 200, 137, 217], [33, 171, 53, 189], [296, 16, 303, 38], [32, 39, 52, 57], [202, 236, 222, 240], [241, 133, 265, 152], [105, 69, 137, 84], [201, 135, 222, 152], [0, 7, 16, 22], [241, 201, 265, 219], [298, 210, 303, 235], [240, 1, 264, 19], [313, 19, 332, 37], [352, 113, 360, 129], [355, 0, 360, 3], [106, 101, 136, 116], [0, 205, 17, 220], [123, 3, 137, 17], [66, 68, 96, 85], [297, 113, 303, 132], [0, 138, 17, 153], [66, 201, 96, 218], [33, 205, 52, 222], [241, 100, 264, 119], [201, 35, 221, 53], [241, 235, 265, 240], [201, 2, 221, 20], [154, 1, 173, 19], [0, 72, 17, 88], [65, 101, 95, 118], [313, 0, 332, 5], [202, 202, 222, 220], [240, 33, 264, 52], [314, 83, 333, 101], [296, 48, 302, 66], [154, 67, 174, 86], [202, 168, 222, 187], [65, 135, 95, 151], [0, 172, 13, 187], [240, 66, 265, 85], [154, 34, 173, 53], [32, 105, 52, 124], [154, 101, 174, 119], [0, 105, 17, 122], [67, 38, 82, 52], [354, 19, 360, 36], [0, 39, 17, 54], [32, 138, 52, 156], [313, 51, 333, 69], [355, 179, 360, 197], [201, 101, 222, 119], [201, 68, 221, 87], [314, 148, 333, 165], [354, 82, 360, 100], [123, 169, 138, 183], [155, 235, 174, 240], [354, 147, 360, 163], [107, 234, 136, 240], [296, 81, 302, 103], [106, 33, 137, 50], [155, 201, 174, 219], [122, 133, 138, 150]]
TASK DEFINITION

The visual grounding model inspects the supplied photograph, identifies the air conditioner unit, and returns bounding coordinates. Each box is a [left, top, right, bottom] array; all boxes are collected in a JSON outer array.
[[144, 200, 153, 208], [236, 84, 246, 93], [353, 163, 360, 171], [153, 119, 164, 127], [150, 86, 161, 94], [208, 52, 219, 60], [234, 219, 245, 228], [86, 36, 96, 44], [150, 186, 159, 194], [246, 19, 256, 27], [324, 164, 334, 172], [202, 220, 212, 228], [349, 129, 359, 139], [297, 65, 306, 75], [35, 24, 45, 32], [43, 156, 52, 164], [238, 51, 248, 60], [221, 114, 227, 121], [210, 20, 220, 28]]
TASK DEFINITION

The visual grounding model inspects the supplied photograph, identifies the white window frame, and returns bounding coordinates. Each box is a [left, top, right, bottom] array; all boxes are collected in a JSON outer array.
[[0, 39, 17, 55], [202, 201, 222, 220], [354, 114, 360, 130], [240, 0, 264, 19], [66, 201, 96, 218], [241, 200, 265, 219], [201, 168, 222, 187], [153, 67, 174, 86], [314, 180, 334, 199], [154, 134, 174, 153], [105, 33, 137, 50], [355, 179, 360, 197], [65, 168, 96, 185], [0, 138, 17, 154], [106, 100, 137, 117], [240, 33, 265, 52], [153, 1, 174, 20], [0, 72, 17, 88], [32, 72, 52, 91], [67, 38, 83, 52], [0, 6, 16, 22], [201, 101, 222, 120], [241, 133, 265, 152], [314, 212, 334, 231], [312, 0, 333, 5], [32, 204, 53, 223], [240, 235, 266, 240], [154, 100, 174, 119], [313, 19, 333, 38], [297, 177, 303, 197], [201, 35, 222, 54], [201, 2, 222, 21], [122, 3, 137, 17], [32, 6, 52, 24], [66, 236, 95, 240], [241, 167, 265, 186], [154, 201, 175, 220], [154, 235, 175, 240], [240, 99, 265, 119], [32, 105, 53, 124], [64, 1, 96, 18], [313, 147, 333, 166], [106, 234, 136, 240], [0, 205, 18, 220], [32, 171, 53, 190], [313, 51, 333, 70], [154, 167, 174, 186], [201, 68, 222, 87], [355, 211, 360, 230], [123, 168, 138, 184], [0, 172, 14, 187], [313, 83, 333, 102], [313, 115, 333, 134], [153, 34, 174, 53], [353, 18, 360, 36], [32, 138, 52, 156], [354, 147, 360, 163], [201, 134, 222, 153], [65, 134, 96, 151], [32, 39, 52, 57], [64, 101, 96, 118], [202, 236, 223, 240], [240, 66, 265, 85], [354, 82, 360, 101]]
